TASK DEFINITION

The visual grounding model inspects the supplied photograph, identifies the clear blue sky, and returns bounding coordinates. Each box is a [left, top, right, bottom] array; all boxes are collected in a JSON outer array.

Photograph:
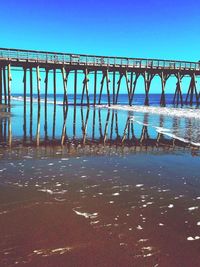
[[1, 0, 200, 94], [1, 0, 200, 61]]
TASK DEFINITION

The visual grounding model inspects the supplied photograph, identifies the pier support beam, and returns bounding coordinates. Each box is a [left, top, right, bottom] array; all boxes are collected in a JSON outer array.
[[44, 68, 49, 139], [143, 72, 155, 106], [115, 72, 123, 104], [125, 71, 131, 105], [105, 69, 111, 106], [44, 68, 49, 113], [3, 67, 7, 105], [23, 68, 27, 119], [74, 69, 77, 106], [81, 69, 90, 106], [0, 67, 2, 104], [23, 68, 27, 141], [94, 70, 97, 105], [61, 67, 69, 106], [30, 67, 33, 117], [113, 71, 116, 104], [98, 72, 106, 105], [36, 66, 41, 107], [173, 73, 183, 106], [7, 64, 11, 105], [92, 109, 96, 139], [185, 73, 199, 105], [73, 106, 76, 139], [53, 69, 56, 106], [129, 73, 140, 105], [160, 72, 170, 107]]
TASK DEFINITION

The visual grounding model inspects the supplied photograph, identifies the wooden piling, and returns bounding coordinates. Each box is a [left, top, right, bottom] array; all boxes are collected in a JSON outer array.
[[98, 73, 106, 105], [113, 71, 116, 104], [115, 73, 123, 104], [85, 69, 90, 106], [23, 68, 27, 119], [129, 72, 133, 105], [125, 71, 131, 105], [185, 73, 198, 105], [23, 68, 27, 141], [3, 67, 7, 105], [44, 68, 49, 113], [94, 70, 97, 105], [0, 68, 2, 104], [130, 73, 139, 105], [105, 69, 111, 106], [61, 67, 68, 106], [36, 66, 41, 107], [160, 72, 169, 107], [7, 64, 11, 105], [173, 73, 183, 106], [74, 69, 77, 106], [30, 67, 33, 116], [144, 72, 154, 106], [53, 68, 56, 106], [92, 108, 96, 139], [81, 69, 90, 105], [44, 68, 48, 140]]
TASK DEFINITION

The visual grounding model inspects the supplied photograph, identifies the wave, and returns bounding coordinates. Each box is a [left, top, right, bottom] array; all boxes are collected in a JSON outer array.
[[103, 105, 200, 120], [155, 126, 200, 146], [11, 96, 65, 105]]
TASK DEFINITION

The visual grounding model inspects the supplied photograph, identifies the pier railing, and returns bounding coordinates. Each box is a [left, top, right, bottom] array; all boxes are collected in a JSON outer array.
[[0, 47, 199, 70]]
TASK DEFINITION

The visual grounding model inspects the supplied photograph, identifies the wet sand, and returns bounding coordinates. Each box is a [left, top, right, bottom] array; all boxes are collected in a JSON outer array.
[[1, 149, 200, 267]]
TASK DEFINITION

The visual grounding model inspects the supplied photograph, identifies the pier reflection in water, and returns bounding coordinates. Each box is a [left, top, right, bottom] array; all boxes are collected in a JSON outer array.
[[0, 103, 199, 154], [0, 104, 200, 267]]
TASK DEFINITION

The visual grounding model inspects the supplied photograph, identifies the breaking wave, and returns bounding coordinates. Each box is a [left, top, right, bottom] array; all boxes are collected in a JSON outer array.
[[104, 105, 200, 120]]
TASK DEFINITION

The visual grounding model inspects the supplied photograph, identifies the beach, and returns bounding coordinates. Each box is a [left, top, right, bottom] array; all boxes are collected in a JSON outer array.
[[0, 95, 200, 266]]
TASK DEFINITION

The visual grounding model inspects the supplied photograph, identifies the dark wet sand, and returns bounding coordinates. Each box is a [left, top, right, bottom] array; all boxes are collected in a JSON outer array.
[[1, 149, 200, 267]]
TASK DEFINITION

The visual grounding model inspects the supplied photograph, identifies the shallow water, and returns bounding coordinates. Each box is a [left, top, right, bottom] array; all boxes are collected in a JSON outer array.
[[0, 96, 200, 267]]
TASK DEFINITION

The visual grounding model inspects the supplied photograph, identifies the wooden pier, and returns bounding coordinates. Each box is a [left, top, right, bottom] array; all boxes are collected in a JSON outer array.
[[0, 47, 200, 106]]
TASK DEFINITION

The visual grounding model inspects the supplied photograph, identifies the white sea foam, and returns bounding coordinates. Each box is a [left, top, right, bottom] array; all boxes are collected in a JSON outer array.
[[136, 184, 144, 188], [99, 104, 200, 147], [73, 209, 98, 219], [103, 105, 200, 120], [188, 206, 198, 211], [187, 236, 200, 241], [11, 96, 66, 106], [155, 128, 195, 145], [33, 246, 73, 256]]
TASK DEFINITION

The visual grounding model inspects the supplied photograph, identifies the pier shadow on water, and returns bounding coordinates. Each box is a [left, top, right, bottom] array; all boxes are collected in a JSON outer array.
[[0, 102, 200, 267]]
